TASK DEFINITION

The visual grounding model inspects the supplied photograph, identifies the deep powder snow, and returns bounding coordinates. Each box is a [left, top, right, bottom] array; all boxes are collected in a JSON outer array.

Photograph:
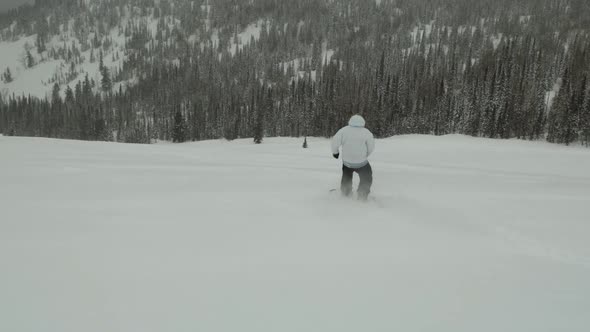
[[1, 135, 589, 332]]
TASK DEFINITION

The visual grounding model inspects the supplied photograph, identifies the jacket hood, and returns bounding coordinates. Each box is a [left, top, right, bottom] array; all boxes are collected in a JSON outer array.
[[348, 115, 366, 127]]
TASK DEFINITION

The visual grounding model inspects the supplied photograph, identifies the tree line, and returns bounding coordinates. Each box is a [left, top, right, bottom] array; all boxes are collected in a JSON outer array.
[[1, 0, 589, 146]]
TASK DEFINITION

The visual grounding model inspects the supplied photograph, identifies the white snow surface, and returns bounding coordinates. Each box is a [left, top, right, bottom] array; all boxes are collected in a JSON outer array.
[[492, 33, 504, 50], [0, 30, 127, 99], [0, 10, 151, 99], [1, 135, 590, 332], [228, 20, 264, 55]]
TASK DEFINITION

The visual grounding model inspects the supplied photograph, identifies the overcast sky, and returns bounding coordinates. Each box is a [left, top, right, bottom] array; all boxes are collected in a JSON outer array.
[[0, 0, 33, 13]]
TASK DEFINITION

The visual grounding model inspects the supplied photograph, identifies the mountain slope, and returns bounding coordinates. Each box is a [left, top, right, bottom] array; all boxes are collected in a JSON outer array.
[[1, 135, 589, 332], [1, 0, 589, 144]]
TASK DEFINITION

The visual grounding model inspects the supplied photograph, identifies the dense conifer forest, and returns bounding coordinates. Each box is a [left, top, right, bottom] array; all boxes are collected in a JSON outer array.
[[1, 0, 589, 145]]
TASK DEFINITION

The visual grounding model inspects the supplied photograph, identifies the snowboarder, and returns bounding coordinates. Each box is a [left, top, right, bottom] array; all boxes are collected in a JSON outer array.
[[331, 115, 375, 201]]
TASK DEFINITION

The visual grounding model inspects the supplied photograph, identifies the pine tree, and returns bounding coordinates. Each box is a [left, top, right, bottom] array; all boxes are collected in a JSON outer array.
[[65, 85, 74, 104], [26, 50, 35, 68], [548, 69, 573, 144], [101, 66, 112, 92], [530, 82, 547, 140], [36, 34, 46, 53], [82, 74, 92, 99], [94, 118, 105, 141], [582, 96, 590, 146], [0, 0, 589, 146], [172, 108, 186, 143], [253, 107, 264, 144], [3, 68, 12, 83], [51, 83, 61, 105], [75, 80, 82, 101], [99, 51, 112, 93]]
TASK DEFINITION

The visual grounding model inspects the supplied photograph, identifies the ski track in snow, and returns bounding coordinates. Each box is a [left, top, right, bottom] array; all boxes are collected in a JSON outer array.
[[1, 134, 590, 332]]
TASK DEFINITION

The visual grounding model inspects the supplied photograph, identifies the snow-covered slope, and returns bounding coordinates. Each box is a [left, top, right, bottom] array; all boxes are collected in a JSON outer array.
[[0, 8, 267, 100], [1, 135, 589, 332]]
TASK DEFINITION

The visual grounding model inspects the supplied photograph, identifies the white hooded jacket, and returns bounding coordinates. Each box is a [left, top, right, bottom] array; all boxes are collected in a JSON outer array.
[[331, 115, 375, 168]]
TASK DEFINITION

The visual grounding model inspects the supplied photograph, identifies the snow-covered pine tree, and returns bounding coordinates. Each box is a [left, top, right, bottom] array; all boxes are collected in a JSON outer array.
[[26, 50, 35, 68], [2, 68, 12, 83]]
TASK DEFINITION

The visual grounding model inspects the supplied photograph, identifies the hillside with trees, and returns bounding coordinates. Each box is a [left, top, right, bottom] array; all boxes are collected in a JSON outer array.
[[1, 0, 589, 145]]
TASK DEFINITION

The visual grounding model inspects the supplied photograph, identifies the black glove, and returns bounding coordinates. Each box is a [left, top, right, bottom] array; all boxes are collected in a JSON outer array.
[[333, 153, 340, 159]]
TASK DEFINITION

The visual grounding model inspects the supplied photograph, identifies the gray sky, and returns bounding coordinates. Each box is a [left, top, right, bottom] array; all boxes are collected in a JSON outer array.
[[0, 0, 33, 13]]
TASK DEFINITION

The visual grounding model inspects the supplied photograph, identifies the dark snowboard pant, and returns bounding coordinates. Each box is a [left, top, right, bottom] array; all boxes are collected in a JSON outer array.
[[341, 163, 373, 200]]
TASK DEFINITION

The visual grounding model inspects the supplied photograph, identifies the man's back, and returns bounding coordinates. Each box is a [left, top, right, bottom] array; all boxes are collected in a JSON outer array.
[[331, 115, 375, 169], [331, 114, 375, 200]]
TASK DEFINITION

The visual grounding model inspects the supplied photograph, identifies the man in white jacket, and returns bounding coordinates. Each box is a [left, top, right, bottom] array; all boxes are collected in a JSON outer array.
[[331, 115, 375, 200]]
